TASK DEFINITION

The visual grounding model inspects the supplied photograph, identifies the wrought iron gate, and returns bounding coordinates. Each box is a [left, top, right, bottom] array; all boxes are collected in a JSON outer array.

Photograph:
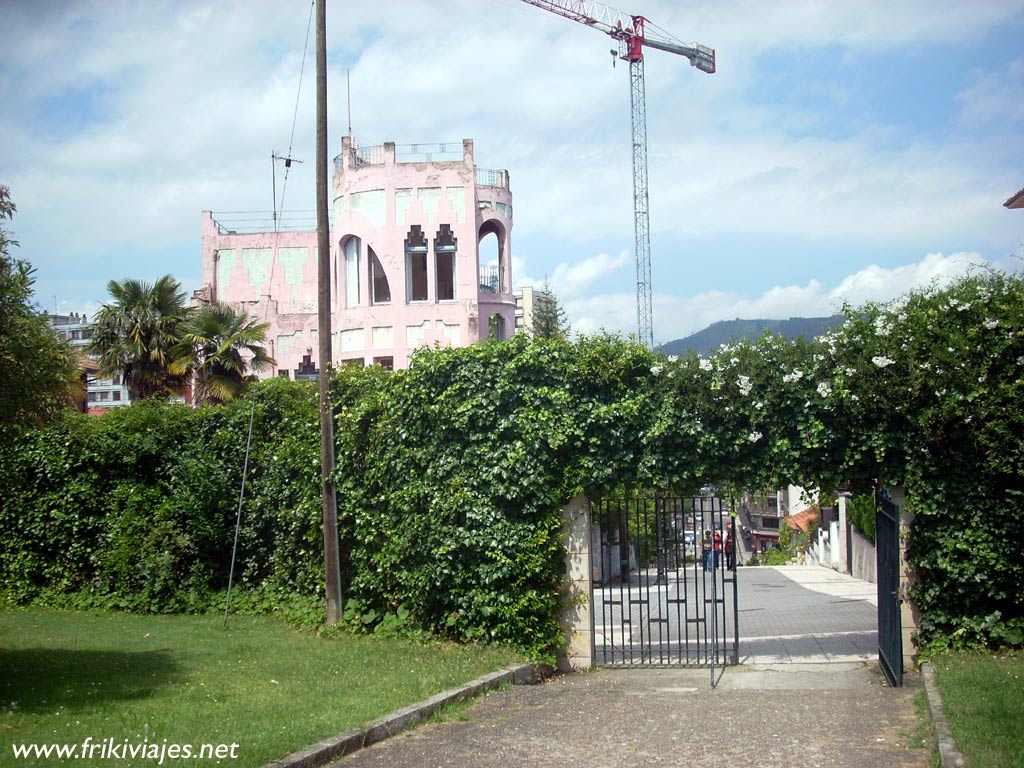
[[592, 493, 739, 670], [876, 489, 903, 687]]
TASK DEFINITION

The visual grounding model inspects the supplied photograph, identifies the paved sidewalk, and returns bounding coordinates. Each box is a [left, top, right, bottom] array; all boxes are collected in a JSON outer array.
[[318, 567, 931, 768], [738, 565, 878, 664]]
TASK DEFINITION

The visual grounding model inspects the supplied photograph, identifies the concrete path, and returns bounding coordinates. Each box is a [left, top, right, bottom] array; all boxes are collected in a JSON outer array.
[[330, 663, 929, 768], [325, 566, 931, 768], [738, 565, 878, 664]]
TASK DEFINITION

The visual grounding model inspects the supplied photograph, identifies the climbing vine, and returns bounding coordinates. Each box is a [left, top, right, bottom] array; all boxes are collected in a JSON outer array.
[[0, 270, 1021, 656]]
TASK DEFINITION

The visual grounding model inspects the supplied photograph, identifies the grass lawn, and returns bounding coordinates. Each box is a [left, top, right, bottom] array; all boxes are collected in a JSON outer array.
[[0, 607, 523, 767], [930, 650, 1024, 768]]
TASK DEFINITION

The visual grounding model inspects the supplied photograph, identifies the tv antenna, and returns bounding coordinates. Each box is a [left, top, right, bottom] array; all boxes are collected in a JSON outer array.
[[271, 152, 303, 231]]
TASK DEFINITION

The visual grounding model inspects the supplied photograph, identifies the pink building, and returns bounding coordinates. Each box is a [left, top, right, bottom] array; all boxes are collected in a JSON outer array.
[[199, 138, 515, 375]]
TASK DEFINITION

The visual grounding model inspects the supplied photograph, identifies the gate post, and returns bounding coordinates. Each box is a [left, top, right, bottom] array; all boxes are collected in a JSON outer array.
[[559, 493, 594, 671], [889, 487, 920, 673]]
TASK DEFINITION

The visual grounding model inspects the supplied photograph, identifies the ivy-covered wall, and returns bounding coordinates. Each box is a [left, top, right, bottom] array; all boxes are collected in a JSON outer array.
[[1, 271, 1021, 657]]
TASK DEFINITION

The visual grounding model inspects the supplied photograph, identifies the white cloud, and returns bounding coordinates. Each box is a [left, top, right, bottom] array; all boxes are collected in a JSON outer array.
[[558, 251, 998, 342], [1, 0, 1020, 332], [956, 58, 1024, 128], [829, 251, 990, 306], [550, 250, 630, 300]]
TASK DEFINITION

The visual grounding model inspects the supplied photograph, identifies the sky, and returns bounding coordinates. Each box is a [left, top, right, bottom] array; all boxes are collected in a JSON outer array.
[[2, 0, 1023, 344]]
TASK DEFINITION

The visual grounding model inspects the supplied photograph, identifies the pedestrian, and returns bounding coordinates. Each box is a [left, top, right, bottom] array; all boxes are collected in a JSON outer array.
[[701, 530, 713, 571], [713, 530, 722, 570], [725, 529, 735, 571]]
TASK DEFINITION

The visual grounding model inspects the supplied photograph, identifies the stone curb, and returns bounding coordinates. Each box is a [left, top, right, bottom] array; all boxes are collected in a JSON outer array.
[[920, 662, 966, 768], [263, 663, 550, 768]]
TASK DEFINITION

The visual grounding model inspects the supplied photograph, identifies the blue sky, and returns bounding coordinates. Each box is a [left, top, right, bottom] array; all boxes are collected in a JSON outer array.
[[2, 0, 1022, 343]]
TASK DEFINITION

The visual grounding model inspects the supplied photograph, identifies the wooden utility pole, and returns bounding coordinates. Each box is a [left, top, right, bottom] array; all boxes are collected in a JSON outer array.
[[315, 0, 341, 625]]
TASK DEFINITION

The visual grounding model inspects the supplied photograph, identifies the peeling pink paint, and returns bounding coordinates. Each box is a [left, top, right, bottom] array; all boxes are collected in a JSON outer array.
[[199, 138, 515, 376]]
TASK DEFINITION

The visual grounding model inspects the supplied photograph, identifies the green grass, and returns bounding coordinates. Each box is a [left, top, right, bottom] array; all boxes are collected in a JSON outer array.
[[930, 650, 1024, 768], [0, 608, 523, 767]]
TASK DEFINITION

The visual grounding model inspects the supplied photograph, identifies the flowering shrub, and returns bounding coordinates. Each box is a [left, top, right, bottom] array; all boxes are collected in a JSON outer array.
[[1, 270, 1020, 654]]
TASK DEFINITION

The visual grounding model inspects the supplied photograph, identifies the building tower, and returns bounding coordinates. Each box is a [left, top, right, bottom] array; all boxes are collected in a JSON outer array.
[[200, 138, 515, 376]]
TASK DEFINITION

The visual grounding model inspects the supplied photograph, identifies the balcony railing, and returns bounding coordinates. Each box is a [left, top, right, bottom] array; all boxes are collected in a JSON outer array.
[[479, 264, 505, 294]]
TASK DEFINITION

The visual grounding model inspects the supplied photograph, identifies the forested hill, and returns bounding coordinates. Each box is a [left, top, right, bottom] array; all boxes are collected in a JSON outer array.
[[661, 316, 844, 357]]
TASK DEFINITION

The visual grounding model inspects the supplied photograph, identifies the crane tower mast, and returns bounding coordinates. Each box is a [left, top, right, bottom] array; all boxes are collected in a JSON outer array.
[[520, 0, 714, 347]]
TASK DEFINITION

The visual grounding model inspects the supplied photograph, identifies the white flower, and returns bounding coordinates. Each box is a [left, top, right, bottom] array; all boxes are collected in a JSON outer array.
[[983, 319, 999, 330], [668, 355, 679, 363], [872, 356, 895, 368], [699, 358, 713, 371], [747, 431, 763, 443], [1017, 356, 1024, 366], [650, 365, 663, 375], [754, 401, 764, 410], [782, 369, 804, 384], [816, 382, 832, 398], [845, 367, 856, 377], [874, 316, 891, 337], [736, 375, 752, 396]]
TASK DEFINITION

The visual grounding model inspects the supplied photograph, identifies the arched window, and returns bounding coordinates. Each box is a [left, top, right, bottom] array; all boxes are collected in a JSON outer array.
[[368, 246, 391, 304], [343, 236, 361, 308], [478, 221, 505, 294], [489, 313, 506, 341]]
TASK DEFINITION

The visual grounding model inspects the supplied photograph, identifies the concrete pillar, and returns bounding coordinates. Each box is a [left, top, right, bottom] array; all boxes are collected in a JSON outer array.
[[559, 493, 593, 671], [836, 491, 850, 574]]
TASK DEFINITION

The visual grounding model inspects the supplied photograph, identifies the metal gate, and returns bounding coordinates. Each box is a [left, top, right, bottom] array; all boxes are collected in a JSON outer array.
[[876, 489, 903, 687], [592, 493, 739, 671]]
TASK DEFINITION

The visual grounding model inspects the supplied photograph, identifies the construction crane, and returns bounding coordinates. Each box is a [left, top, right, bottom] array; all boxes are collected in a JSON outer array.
[[520, 0, 715, 348]]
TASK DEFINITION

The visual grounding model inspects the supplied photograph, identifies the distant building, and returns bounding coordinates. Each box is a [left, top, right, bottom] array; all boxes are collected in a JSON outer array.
[[742, 490, 784, 553], [44, 312, 130, 414], [197, 138, 516, 375], [1005, 186, 1024, 209], [513, 285, 557, 336]]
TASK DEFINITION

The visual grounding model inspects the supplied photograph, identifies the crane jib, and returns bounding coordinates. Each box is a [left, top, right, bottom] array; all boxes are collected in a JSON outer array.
[[521, 0, 715, 347]]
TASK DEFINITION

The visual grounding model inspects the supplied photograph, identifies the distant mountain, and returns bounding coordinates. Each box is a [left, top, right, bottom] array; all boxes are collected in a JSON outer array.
[[661, 316, 844, 357]]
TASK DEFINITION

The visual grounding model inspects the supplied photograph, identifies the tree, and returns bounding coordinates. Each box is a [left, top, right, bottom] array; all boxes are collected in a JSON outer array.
[[169, 302, 275, 405], [531, 280, 570, 339], [87, 275, 190, 401], [0, 186, 79, 424]]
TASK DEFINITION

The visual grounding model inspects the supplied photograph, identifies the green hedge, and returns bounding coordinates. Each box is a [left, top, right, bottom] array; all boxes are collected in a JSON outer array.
[[1, 271, 1022, 656]]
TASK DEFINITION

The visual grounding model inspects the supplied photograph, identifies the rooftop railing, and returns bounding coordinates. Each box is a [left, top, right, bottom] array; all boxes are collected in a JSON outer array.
[[210, 210, 317, 235], [331, 142, 510, 188], [476, 168, 509, 189]]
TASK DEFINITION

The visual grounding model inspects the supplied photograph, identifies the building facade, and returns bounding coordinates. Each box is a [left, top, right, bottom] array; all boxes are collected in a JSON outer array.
[[514, 285, 557, 335], [45, 312, 130, 413], [199, 138, 516, 375]]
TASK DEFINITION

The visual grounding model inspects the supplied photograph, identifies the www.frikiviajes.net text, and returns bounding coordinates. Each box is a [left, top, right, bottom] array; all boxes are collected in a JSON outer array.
[[10, 738, 240, 764]]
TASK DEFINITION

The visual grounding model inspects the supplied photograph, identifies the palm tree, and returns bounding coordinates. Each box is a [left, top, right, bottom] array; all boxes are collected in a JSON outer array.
[[87, 275, 190, 401], [169, 303, 275, 405]]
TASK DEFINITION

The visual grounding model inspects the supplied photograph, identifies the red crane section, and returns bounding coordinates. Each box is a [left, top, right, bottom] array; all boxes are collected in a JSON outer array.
[[521, 0, 715, 71], [521, 0, 715, 347]]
